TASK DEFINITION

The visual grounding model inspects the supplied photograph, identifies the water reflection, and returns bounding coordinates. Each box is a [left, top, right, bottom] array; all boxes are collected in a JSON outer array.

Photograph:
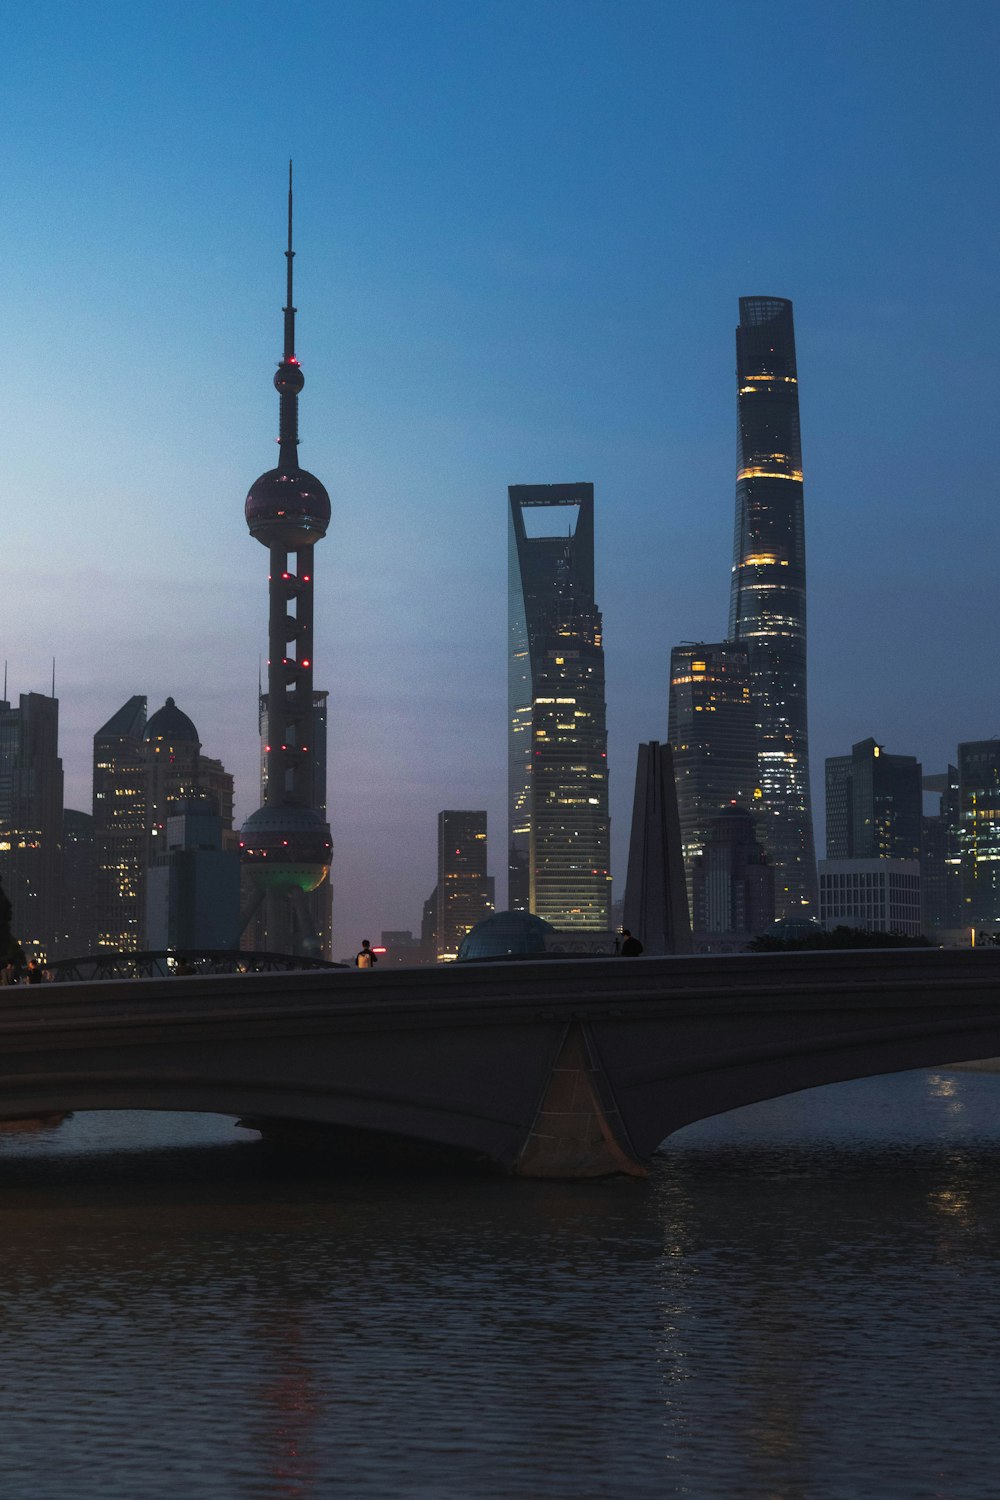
[[0, 1073, 998, 1497]]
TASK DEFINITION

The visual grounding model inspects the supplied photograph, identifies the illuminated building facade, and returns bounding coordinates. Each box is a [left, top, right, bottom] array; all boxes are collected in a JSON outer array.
[[825, 738, 922, 862], [93, 695, 147, 951], [729, 296, 817, 917], [0, 692, 63, 962], [667, 641, 757, 907], [237, 171, 332, 958], [508, 483, 610, 930], [921, 766, 962, 936], [93, 694, 234, 953], [957, 741, 1000, 932], [436, 810, 494, 962]]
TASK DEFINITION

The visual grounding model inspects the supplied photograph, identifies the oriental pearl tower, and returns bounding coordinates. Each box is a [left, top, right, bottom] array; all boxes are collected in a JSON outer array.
[[238, 165, 332, 957]]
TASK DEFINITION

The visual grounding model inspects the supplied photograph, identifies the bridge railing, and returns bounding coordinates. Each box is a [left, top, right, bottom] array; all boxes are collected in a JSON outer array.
[[43, 951, 346, 983]]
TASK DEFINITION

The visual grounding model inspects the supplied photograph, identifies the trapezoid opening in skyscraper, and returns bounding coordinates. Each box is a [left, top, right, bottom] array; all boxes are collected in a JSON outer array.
[[508, 483, 610, 931]]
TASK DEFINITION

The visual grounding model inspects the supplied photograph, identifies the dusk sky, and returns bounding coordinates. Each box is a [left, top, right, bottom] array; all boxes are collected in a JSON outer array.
[[2, 1, 997, 956]]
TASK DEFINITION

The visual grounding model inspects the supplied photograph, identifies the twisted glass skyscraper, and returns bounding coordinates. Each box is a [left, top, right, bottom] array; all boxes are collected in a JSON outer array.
[[728, 297, 817, 917]]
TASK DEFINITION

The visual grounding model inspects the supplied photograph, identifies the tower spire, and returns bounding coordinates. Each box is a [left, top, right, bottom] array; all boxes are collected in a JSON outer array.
[[284, 159, 296, 361], [274, 158, 303, 469]]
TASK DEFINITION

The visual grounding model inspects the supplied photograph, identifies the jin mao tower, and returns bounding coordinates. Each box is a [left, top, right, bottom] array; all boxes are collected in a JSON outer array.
[[728, 297, 817, 916], [238, 168, 332, 956]]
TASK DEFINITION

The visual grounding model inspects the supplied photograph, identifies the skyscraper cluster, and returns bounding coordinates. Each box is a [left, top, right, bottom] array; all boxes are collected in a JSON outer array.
[[667, 297, 814, 943], [0, 688, 236, 963], [815, 734, 1000, 944], [7, 213, 995, 969]]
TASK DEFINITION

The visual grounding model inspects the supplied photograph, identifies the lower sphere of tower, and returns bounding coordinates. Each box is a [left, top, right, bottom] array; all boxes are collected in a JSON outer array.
[[245, 466, 331, 549], [239, 803, 332, 894]]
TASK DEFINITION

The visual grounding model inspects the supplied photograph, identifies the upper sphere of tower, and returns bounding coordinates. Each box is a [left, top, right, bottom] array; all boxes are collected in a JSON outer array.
[[274, 359, 304, 396], [245, 466, 331, 549]]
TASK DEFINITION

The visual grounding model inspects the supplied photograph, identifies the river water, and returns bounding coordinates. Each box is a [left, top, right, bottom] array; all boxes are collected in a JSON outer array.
[[2, 1069, 1000, 1498]]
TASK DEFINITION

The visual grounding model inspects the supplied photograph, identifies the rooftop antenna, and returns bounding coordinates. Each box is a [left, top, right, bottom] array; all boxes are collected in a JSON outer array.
[[2, 660, 6, 700], [283, 159, 296, 362], [51, 657, 56, 698]]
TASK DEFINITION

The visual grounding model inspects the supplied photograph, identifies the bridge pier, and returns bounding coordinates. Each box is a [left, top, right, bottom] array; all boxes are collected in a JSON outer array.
[[513, 1024, 647, 1179]]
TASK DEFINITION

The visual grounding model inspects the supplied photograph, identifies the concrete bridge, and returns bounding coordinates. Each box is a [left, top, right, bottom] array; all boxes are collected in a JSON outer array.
[[2, 948, 1000, 1177]]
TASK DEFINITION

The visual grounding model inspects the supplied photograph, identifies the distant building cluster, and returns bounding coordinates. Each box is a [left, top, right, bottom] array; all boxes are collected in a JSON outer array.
[[4, 268, 993, 971], [0, 690, 238, 964]]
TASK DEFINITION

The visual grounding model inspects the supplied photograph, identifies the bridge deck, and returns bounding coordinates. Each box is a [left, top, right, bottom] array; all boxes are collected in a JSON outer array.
[[0, 949, 998, 1177]]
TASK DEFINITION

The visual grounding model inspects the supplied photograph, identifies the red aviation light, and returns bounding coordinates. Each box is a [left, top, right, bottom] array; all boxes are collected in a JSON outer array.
[[282, 572, 291, 580], [301, 659, 310, 668]]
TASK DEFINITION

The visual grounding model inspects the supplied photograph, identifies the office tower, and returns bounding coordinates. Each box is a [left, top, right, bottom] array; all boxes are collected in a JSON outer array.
[[248, 690, 332, 956], [238, 168, 333, 958], [622, 742, 691, 955], [436, 810, 494, 962], [957, 741, 1000, 930], [93, 694, 235, 953], [508, 483, 610, 930], [0, 692, 63, 962], [93, 695, 147, 950], [825, 738, 922, 862], [145, 698, 205, 864], [59, 808, 96, 957], [921, 766, 962, 936], [690, 805, 775, 947], [818, 859, 922, 937], [667, 642, 757, 906], [146, 798, 241, 951], [729, 297, 817, 918], [420, 887, 438, 963]]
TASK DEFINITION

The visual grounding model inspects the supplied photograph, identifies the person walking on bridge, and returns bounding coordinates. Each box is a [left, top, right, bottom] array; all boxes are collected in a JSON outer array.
[[355, 940, 377, 969]]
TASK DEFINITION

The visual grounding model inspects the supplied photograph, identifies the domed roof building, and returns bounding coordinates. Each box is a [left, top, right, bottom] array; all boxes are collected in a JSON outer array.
[[457, 910, 554, 961], [144, 697, 199, 747]]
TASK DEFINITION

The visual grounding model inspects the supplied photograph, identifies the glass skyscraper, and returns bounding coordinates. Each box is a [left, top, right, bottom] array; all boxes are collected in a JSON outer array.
[[508, 483, 610, 930], [436, 810, 494, 962], [728, 297, 817, 917], [667, 641, 758, 908], [825, 738, 922, 863]]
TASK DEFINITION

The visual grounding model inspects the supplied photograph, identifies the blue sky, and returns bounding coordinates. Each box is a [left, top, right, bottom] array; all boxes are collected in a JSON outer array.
[[1, 1, 997, 954]]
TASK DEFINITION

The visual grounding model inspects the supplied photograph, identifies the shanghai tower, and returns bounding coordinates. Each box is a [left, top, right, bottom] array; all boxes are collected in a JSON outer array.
[[238, 167, 332, 956], [728, 297, 817, 917]]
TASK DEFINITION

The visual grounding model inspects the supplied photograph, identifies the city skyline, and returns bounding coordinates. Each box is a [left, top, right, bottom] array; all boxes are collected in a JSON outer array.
[[1, 3, 997, 953]]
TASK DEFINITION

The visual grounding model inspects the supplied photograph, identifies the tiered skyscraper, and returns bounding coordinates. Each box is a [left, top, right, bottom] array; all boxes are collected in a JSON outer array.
[[508, 483, 610, 930], [728, 297, 817, 917], [238, 167, 332, 957]]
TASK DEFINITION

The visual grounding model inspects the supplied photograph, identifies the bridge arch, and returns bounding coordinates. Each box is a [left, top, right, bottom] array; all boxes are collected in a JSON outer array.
[[0, 948, 998, 1177]]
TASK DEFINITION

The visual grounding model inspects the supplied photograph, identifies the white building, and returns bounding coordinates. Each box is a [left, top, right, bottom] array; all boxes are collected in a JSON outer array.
[[818, 858, 922, 938]]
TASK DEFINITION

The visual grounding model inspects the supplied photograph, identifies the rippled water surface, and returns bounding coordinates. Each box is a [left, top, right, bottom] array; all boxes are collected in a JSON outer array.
[[2, 1071, 1000, 1498]]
